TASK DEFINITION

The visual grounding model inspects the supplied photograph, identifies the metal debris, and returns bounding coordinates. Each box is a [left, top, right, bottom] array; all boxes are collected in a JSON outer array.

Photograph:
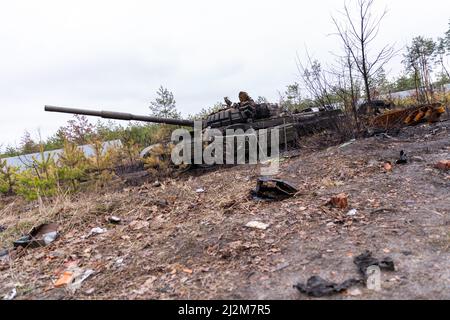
[[354, 251, 395, 278], [251, 177, 298, 201], [294, 251, 396, 298], [396, 150, 408, 165], [13, 223, 59, 249], [294, 276, 363, 297]]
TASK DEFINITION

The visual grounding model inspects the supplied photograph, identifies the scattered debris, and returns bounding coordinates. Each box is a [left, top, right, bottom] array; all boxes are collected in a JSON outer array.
[[152, 181, 162, 188], [108, 216, 122, 224], [3, 288, 17, 300], [251, 177, 298, 201], [384, 161, 393, 172], [396, 150, 408, 165], [84, 288, 96, 295], [68, 269, 95, 293], [366, 266, 382, 291], [294, 276, 363, 297], [13, 223, 59, 249], [294, 251, 396, 298], [88, 227, 107, 237], [435, 160, 450, 171], [182, 268, 193, 274], [347, 288, 363, 296], [134, 276, 158, 295], [339, 139, 356, 149], [347, 209, 358, 216], [54, 271, 75, 288], [196, 188, 205, 193], [354, 251, 395, 278], [328, 193, 348, 209], [245, 221, 270, 230], [0, 249, 8, 258], [115, 258, 125, 268]]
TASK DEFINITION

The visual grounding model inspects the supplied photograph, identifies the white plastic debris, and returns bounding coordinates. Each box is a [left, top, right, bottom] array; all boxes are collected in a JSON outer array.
[[348, 288, 362, 296], [115, 258, 125, 268], [3, 288, 17, 300], [347, 209, 358, 217], [88, 227, 107, 237], [245, 221, 270, 230], [366, 266, 382, 292], [43, 231, 58, 245], [339, 139, 356, 149], [68, 269, 95, 293], [196, 188, 205, 193]]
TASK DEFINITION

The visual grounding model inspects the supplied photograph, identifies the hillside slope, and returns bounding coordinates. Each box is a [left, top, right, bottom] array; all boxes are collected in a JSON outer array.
[[1, 121, 449, 300]]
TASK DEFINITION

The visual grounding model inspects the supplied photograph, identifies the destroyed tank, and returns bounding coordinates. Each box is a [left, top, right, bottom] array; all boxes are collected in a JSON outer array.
[[45, 93, 343, 169]]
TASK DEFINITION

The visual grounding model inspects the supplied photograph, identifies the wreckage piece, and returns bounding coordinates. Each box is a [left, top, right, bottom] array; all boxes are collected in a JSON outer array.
[[353, 251, 395, 278], [396, 150, 408, 165], [13, 223, 59, 249], [294, 251, 396, 298], [45, 93, 344, 172], [371, 103, 446, 131], [293, 276, 363, 297], [251, 177, 298, 201]]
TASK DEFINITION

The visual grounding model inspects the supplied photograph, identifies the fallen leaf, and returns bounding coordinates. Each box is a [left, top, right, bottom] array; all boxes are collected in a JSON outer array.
[[435, 160, 450, 170], [329, 193, 348, 209]]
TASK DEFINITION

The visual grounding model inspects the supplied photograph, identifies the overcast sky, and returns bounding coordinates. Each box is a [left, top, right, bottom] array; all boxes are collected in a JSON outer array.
[[0, 0, 449, 151]]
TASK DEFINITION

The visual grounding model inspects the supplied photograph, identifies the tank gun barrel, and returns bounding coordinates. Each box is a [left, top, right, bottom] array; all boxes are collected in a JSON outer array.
[[44, 105, 195, 127]]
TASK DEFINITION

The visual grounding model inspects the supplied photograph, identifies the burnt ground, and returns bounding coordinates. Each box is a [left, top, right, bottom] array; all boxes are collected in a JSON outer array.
[[0, 120, 449, 300]]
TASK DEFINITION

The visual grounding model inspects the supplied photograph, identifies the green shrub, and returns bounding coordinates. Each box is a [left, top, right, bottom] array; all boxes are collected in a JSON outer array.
[[0, 160, 17, 195]]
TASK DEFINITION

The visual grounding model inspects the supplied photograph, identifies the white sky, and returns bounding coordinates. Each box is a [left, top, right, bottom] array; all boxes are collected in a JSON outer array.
[[0, 0, 449, 150]]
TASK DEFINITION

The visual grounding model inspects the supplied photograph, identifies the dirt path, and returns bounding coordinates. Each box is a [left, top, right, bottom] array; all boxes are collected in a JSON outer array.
[[0, 121, 449, 300]]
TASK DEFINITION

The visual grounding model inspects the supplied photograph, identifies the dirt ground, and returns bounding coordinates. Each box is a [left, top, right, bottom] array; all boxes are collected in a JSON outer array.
[[0, 120, 449, 300]]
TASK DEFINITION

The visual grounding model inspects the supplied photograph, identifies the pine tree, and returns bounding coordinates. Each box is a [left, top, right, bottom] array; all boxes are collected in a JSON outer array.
[[149, 86, 181, 119]]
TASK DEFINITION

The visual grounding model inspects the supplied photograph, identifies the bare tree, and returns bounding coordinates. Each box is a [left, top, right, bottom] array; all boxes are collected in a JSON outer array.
[[329, 47, 361, 128], [296, 50, 335, 109], [332, 0, 395, 104]]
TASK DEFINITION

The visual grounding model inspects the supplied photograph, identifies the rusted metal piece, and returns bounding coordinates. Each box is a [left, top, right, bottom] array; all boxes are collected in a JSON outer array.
[[371, 103, 446, 130]]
